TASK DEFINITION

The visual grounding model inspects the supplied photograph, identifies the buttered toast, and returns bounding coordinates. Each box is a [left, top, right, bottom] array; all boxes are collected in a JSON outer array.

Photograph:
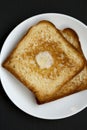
[[53, 28, 87, 99], [2, 21, 85, 104]]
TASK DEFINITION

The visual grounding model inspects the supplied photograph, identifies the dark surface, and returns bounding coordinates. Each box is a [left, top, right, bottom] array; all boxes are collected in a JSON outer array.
[[0, 0, 87, 130]]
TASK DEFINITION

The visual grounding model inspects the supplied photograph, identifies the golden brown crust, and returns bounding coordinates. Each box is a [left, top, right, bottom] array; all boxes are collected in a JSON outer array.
[[62, 28, 86, 56]]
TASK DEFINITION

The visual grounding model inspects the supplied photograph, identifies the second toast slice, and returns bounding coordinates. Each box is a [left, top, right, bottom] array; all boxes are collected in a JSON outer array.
[[54, 28, 87, 99]]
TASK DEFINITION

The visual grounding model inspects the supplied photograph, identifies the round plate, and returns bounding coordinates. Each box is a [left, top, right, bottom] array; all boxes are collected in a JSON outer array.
[[0, 13, 87, 120]]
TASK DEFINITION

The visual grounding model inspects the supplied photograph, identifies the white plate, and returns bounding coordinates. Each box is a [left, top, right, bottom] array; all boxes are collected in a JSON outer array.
[[0, 13, 87, 120]]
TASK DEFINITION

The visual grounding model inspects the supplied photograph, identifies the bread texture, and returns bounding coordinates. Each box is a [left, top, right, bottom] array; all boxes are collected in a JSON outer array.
[[2, 21, 85, 104], [54, 28, 87, 99]]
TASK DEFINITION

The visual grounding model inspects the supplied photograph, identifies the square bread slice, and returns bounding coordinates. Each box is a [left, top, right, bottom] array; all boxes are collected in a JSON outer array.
[[2, 20, 85, 104], [54, 28, 87, 99]]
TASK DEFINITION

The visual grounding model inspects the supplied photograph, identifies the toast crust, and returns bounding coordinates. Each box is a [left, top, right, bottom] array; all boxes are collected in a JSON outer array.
[[2, 21, 86, 104]]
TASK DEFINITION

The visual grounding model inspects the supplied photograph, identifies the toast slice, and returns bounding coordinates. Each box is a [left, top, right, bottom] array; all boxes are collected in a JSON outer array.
[[2, 21, 85, 104], [54, 28, 87, 99]]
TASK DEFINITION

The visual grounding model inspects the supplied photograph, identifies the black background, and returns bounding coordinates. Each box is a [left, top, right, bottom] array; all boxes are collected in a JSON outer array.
[[0, 0, 87, 130]]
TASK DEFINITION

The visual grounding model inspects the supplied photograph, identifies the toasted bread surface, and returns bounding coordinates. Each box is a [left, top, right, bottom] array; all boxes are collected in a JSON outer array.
[[2, 21, 85, 104]]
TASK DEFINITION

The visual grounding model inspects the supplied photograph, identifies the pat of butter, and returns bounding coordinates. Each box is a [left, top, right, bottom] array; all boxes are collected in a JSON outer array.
[[35, 51, 54, 69]]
